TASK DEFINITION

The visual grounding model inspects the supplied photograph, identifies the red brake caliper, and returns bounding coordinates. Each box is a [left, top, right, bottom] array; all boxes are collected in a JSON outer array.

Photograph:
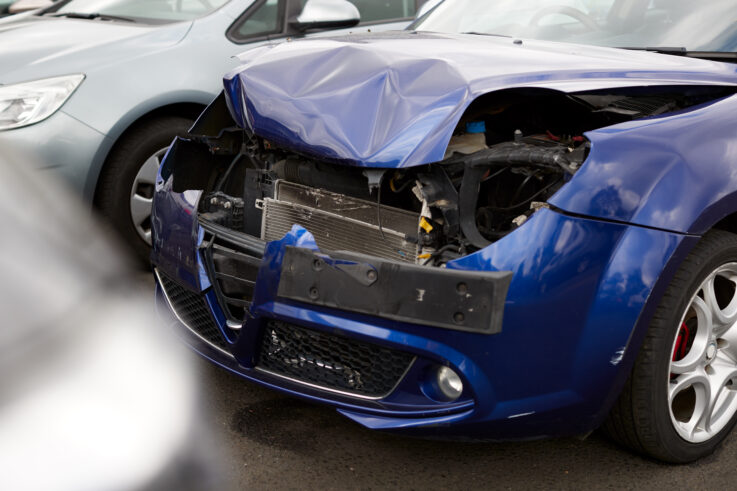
[[672, 322, 691, 361]]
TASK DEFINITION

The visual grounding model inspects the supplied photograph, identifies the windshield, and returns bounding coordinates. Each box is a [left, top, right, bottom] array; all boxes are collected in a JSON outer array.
[[51, 0, 230, 22], [413, 0, 737, 53]]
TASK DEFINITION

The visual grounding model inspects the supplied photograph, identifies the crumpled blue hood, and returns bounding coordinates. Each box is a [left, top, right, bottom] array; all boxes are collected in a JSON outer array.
[[224, 31, 737, 168]]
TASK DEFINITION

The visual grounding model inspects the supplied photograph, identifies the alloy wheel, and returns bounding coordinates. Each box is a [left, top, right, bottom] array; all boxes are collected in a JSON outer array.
[[129, 147, 168, 245], [668, 263, 737, 443]]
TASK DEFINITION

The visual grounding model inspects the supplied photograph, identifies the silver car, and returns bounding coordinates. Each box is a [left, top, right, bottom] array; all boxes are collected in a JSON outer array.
[[7, 0, 57, 14], [0, 0, 420, 259]]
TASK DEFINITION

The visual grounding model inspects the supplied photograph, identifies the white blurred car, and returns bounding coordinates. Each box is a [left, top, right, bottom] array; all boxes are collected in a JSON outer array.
[[8, 0, 54, 14], [0, 148, 218, 490]]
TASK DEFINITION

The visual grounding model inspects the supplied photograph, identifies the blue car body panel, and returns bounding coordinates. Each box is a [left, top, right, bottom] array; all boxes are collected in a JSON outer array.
[[223, 31, 737, 169], [152, 32, 737, 438], [551, 94, 737, 234], [223, 31, 737, 233]]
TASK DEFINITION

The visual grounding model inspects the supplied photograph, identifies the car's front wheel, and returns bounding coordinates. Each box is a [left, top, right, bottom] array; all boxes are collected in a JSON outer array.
[[96, 116, 193, 263], [605, 230, 737, 462]]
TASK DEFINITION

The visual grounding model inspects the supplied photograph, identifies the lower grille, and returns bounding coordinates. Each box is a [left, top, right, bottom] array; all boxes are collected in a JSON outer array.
[[256, 320, 414, 398], [157, 272, 229, 352]]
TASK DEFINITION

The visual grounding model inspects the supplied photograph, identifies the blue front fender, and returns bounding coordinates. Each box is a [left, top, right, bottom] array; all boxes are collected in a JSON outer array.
[[551, 93, 737, 235], [444, 208, 690, 435]]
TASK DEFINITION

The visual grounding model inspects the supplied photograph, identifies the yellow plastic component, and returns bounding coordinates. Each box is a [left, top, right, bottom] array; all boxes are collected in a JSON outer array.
[[389, 171, 402, 192], [420, 217, 434, 233], [418, 253, 432, 259]]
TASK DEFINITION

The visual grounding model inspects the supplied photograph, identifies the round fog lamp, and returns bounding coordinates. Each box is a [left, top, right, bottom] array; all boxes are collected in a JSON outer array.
[[436, 366, 463, 400]]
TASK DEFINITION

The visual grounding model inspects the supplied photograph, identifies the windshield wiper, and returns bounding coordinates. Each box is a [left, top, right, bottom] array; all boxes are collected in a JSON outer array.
[[620, 46, 737, 63], [461, 31, 512, 38], [50, 12, 136, 22], [620, 46, 688, 56]]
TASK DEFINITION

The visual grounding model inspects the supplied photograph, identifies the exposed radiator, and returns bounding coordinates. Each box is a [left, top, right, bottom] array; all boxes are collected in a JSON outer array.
[[261, 181, 420, 263]]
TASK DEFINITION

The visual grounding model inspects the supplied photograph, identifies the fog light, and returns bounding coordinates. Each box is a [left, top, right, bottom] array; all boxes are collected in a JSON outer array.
[[436, 366, 463, 400]]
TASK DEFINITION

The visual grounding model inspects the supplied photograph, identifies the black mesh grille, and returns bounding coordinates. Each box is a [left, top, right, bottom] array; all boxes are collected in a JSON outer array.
[[256, 320, 414, 398], [159, 273, 229, 351]]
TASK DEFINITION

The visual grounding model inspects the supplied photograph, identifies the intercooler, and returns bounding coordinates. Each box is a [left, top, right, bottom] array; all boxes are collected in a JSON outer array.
[[261, 180, 420, 263]]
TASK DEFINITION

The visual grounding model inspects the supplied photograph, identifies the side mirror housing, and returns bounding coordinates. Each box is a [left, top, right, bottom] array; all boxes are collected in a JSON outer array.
[[291, 0, 360, 32]]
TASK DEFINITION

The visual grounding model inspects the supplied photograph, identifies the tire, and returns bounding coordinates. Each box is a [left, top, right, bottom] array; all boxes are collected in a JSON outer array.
[[604, 230, 737, 463], [96, 116, 193, 264]]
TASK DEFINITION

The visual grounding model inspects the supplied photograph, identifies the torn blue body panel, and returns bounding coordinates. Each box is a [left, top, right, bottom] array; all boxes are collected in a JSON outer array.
[[223, 31, 737, 168]]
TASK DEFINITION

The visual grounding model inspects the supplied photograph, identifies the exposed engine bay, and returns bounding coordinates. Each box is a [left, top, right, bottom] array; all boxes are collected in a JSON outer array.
[[168, 85, 735, 269]]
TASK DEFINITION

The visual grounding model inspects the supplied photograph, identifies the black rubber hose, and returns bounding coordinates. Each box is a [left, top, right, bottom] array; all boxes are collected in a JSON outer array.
[[456, 142, 572, 249], [459, 166, 492, 249], [447, 141, 576, 174]]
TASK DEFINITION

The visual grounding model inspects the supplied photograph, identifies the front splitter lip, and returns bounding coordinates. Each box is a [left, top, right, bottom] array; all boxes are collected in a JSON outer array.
[[338, 408, 477, 431], [154, 279, 476, 423]]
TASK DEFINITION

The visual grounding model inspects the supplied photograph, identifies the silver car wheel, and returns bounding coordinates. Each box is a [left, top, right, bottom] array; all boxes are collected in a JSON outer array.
[[130, 147, 167, 245], [668, 263, 737, 443]]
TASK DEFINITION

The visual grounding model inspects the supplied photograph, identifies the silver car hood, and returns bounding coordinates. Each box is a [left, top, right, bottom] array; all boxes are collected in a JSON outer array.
[[0, 16, 191, 84]]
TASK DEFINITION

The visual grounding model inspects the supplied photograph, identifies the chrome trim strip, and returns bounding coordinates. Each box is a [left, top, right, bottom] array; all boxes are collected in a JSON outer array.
[[154, 268, 234, 359], [255, 356, 416, 401]]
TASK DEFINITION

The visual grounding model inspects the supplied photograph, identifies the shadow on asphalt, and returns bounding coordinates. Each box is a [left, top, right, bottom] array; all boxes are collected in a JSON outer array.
[[194, 355, 736, 490]]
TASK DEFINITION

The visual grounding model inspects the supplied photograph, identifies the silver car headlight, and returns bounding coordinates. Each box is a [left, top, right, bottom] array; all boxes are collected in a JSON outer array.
[[0, 74, 85, 131]]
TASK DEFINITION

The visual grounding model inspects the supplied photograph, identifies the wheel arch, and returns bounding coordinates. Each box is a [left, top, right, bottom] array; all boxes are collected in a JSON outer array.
[[90, 101, 208, 207], [696, 199, 737, 236], [589, 203, 737, 430]]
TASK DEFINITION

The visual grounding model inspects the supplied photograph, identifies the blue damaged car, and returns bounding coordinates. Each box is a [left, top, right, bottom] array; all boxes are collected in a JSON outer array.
[[152, 0, 737, 462]]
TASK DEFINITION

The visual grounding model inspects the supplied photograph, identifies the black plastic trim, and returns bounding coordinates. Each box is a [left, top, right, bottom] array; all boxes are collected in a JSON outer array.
[[277, 246, 512, 334], [199, 218, 267, 258]]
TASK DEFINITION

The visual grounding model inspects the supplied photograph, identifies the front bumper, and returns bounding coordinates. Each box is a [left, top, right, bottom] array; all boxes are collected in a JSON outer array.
[[154, 221, 487, 423], [152, 168, 689, 439], [0, 111, 112, 203]]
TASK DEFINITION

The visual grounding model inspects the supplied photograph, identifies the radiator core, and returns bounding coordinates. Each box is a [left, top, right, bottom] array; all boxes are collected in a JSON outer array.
[[261, 181, 420, 263]]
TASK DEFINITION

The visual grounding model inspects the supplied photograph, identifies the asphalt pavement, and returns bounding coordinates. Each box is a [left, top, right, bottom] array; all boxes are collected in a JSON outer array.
[[136, 272, 737, 490]]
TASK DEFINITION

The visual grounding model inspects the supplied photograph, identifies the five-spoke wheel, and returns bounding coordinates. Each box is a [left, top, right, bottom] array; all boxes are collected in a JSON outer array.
[[668, 265, 737, 443], [605, 230, 737, 463]]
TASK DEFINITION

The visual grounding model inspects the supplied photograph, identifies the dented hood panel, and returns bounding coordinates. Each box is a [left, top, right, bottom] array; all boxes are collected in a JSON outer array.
[[223, 31, 737, 168]]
